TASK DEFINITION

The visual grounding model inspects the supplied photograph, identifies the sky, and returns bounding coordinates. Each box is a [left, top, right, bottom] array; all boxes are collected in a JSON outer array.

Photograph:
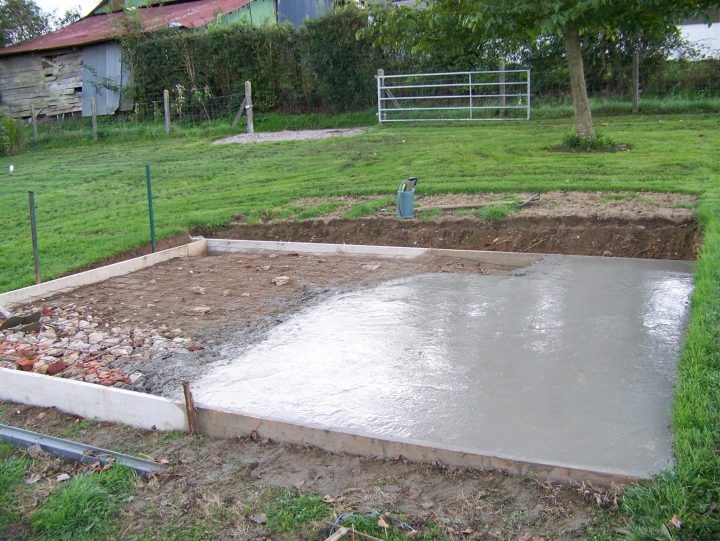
[[35, 0, 98, 18]]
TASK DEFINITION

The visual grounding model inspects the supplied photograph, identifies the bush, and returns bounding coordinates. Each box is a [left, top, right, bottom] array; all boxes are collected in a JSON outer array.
[[122, 9, 384, 114], [562, 130, 616, 151], [0, 113, 25, 156]]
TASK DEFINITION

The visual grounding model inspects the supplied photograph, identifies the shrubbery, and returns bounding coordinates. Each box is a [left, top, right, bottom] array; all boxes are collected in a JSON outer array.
[[122, 9, 387, 114], [0, 112, 25, 156], [120, 6, 719, 115]]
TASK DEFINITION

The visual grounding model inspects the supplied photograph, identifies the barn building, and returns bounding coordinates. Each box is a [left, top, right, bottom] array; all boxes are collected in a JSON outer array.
[[0, 0, 333, 119]]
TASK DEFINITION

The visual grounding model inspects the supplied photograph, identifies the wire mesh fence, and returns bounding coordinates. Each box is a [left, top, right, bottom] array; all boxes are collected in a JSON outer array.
[[19, 56, 720, 143]]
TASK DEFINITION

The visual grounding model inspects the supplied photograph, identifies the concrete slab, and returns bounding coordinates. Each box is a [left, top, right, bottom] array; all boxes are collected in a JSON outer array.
[[193, 255, 694, 478]]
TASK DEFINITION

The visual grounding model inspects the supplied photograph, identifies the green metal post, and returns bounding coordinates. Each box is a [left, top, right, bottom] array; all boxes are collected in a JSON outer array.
[[28, 191, 41, 284], [145, 164, 157, 253]]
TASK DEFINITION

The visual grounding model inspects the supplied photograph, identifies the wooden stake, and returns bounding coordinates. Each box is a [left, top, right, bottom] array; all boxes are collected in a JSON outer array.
[[90, 97, 98, 142], [182, 380, 199, 435], [163, 89, 171, 134], [322, 522, 383, 541], [231, 97, 247, 128], [632, 50, 640, 114], [323, 527, 349, 541], [244, 80, 254, 134]]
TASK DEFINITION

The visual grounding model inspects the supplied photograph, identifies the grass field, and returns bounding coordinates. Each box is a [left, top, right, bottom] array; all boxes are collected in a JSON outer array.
[[0, 113, 717, 293], [1, 111, 720, 539]]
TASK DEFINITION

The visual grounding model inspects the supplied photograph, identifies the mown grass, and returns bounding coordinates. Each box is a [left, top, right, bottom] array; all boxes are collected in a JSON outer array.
[[344, 197, 394, 218], [265, 492, 331, 533], [0, 442, 30, 535], [621, 193, 720, 540], [477, 202, 519, 221], [31, 465, 135, 541], [1, 113, 717, 293]]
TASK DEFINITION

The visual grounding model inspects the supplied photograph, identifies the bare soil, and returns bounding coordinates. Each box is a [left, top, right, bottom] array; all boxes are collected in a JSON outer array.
[[213, 128, 366, 145], [210, 216, 698, 260], [285, 191, 697, 222], [31, 252, 512, 396], [0, 401, 618, 540]]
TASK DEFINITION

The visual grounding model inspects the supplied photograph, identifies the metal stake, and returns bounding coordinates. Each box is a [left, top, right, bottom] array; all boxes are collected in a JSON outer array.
[[145, 165, 156, 253], [28, 191, 41, 284]]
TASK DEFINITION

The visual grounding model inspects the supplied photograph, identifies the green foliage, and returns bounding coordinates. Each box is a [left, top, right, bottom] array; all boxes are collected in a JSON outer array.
[[621, 191, 720, 539], [122, 9, 382, 114], [265, 492, 330, 532], [418, 208, 443, 221], [344, 197, 394, 219], [0, 0, 52, 47], [562, 130, 616, 151], [477, 203, 518, 221], [32, 465, 135, 540], [0, 112, 25, 157], [0, 449, 30, 534], [296, 202, 343, 220]]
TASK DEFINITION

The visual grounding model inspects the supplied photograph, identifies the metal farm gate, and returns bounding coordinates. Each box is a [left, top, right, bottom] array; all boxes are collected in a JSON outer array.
[[376, 69, 531, 123]]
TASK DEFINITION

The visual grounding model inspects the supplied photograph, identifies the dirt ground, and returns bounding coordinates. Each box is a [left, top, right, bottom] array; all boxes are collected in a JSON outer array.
[[7, 252, 512, 396], [213, 128, 366, 145], [287, 191, 697, 222], [0, 401, 620, 540]]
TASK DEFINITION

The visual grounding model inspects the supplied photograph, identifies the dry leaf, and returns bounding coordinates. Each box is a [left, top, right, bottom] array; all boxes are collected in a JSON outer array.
[[56, 473, 71, 482], [668, 515, 682, 529], [377, 517, 390, 529]]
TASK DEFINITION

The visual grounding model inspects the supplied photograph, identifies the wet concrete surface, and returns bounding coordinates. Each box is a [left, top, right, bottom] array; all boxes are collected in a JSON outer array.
[[193, 255, 694, 477]]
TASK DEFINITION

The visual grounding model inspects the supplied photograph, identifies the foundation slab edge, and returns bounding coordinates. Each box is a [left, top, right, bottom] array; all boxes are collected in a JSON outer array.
[[0, 239, 208, 308], [195, 406, 642, 487]]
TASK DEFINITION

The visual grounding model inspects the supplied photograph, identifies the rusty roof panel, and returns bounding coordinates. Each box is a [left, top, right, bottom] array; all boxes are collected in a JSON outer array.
[[0, 0, 254, 57]]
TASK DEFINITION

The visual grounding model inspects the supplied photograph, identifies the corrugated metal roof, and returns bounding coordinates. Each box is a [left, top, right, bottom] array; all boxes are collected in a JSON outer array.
[[0, 0, 254, 57]]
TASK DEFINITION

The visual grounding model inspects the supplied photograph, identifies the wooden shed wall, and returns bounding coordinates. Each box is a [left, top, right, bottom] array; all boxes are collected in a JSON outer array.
[[0, 49, 82, 118]]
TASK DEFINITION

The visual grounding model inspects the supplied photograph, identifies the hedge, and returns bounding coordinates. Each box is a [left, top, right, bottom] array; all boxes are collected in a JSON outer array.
[[122, 9, 388, 114]]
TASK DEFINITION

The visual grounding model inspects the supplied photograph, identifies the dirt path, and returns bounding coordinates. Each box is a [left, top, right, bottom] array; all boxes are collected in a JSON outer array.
[[213, 128, 366, 145], [0, 401, 618, 540]]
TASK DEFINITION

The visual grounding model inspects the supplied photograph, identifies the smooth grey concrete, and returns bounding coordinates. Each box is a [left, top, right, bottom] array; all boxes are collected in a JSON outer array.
[[194, 255, 694, 478]]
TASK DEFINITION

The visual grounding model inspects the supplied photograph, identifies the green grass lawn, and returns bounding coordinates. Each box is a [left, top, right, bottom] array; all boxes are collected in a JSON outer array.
[[0, 113, 717, 293], [1, 112, 719, 539]]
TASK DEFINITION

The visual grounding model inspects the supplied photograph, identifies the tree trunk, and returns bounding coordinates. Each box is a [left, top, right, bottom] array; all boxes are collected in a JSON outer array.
[[563, 27, 594, 139]]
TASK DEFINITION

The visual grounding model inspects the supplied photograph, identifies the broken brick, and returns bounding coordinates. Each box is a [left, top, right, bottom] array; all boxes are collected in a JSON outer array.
[[16, 358, 34, 371], [47, 360, 67, 376]]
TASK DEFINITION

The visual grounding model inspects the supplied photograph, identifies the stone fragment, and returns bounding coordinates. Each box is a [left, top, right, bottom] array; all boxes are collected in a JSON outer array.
[[272, 276, 290, 286], [33, 361, 48, 375]]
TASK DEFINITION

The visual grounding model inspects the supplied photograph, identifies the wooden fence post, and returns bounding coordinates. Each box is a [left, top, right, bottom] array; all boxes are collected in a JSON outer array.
[[499, 60, 506, 117], [244, 81, 254, 134], [90, 97, 98, 142], [163, 89, 171, 134], [30, 105, 38, 142], [632, 51, 640, 114]]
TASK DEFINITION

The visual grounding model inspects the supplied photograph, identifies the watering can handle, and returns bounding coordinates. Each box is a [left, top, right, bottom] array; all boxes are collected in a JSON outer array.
[[398, 180, 407, 192]]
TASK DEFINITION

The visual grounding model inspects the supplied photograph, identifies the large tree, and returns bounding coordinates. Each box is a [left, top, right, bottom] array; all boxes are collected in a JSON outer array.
[[452, 0, 719, 138], [0, 0, 52, 48]]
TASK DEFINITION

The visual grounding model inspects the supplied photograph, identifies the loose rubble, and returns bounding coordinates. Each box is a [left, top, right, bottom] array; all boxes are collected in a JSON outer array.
[[0, 304, 203, 390]]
